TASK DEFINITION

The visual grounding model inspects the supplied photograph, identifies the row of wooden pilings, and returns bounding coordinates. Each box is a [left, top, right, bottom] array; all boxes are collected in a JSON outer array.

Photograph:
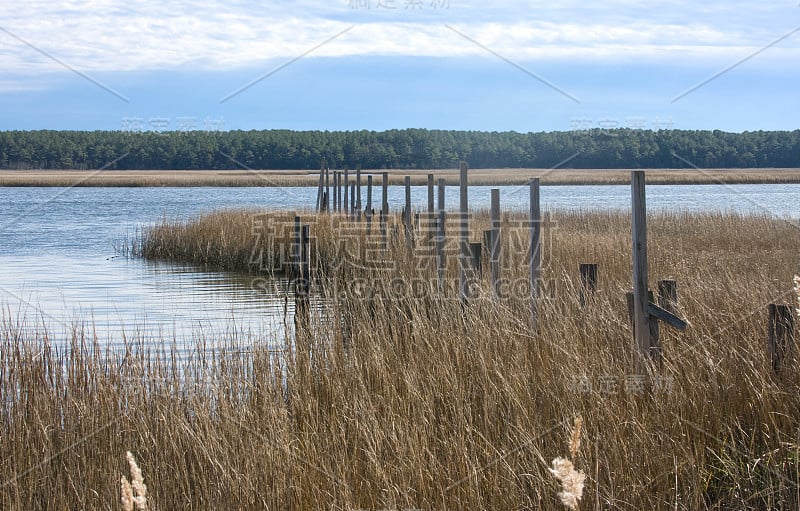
[[306, 163, 793, 374], [313, 163, 528, 313]]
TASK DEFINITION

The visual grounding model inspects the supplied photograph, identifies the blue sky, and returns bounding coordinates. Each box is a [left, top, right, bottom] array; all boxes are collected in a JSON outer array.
[[0, 0, 798, 132]]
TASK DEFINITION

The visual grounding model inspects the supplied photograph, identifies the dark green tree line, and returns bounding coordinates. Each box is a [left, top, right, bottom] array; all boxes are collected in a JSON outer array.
[[0, 128, 798, 170]]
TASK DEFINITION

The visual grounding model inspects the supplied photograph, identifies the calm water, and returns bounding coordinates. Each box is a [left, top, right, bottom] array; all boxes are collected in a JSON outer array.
[[0, 183, 797, 345]]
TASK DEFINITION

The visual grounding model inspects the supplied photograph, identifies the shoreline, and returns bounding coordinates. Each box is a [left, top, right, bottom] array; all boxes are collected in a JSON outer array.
[[1, 168, 800, 187]]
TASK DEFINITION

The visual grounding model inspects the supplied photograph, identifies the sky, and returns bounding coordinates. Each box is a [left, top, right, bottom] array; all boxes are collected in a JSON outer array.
[[0, 0, 798, 133]]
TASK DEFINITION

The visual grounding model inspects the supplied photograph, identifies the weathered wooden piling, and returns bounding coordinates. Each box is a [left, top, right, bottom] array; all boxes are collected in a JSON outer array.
[[325, 165, 331, 213], [529, 178, 541, 330], [293, 216, 301, 278], [356, 165, 362, 221], [343, 166, 349, 212], [316, 167, 324, 212], [490, 188, 501, 296], [333, 171, 339, 212], [657, 279, 678, 314], [382, 172, 389, 216], [295, 224, 311, 330], [631, 170, 651, 371], [579, 263, 598, 306], [768, 304, 794, 372], [350, 183, 356, 218], [470, 242, 482, 278], [404, 176, 412, 246], [366, 174, 373, 234], [459, 162, 470, 303], [427, 174, 434, 213], [337, 171, 343, 213], [424, 174, 435, 244], [437, 178, 446, 289], [381, 172, 389, 248], [330, 171, 335, 212]]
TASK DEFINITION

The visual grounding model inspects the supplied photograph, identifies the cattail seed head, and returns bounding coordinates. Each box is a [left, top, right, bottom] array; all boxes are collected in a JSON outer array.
[[569, 415, 583, 459]]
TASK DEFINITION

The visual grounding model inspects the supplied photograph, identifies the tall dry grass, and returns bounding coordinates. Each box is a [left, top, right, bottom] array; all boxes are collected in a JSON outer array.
[[2, 208, 800, 509], [3, 168, 800, 187]]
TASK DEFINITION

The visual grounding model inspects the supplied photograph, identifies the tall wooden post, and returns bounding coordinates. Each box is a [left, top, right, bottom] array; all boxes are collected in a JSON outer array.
[[631, 171, 650, 372], [425, 173, 435, 245], [356, 165, 362, 221], [381, 172, 389, 248], [337, 171, 343, 213], [657, 280, 678, 314], [437, 178, 446, 290], [404, 175, 412, 246], [768, 304, 794, 373], [333, 171, 339, 212], [490, 188, 501, 296], [316, 168, 324, 212], [381, 172, 389, 217], [427, 174, 434, 213], [459, 162, 470, 303], [343, 166, 349, 213], [366, 174, 373, 234], [350, 183, 356, 219], [293, 216, 301, 279], [529, 178, 541, 330], [295, 224, 311, 331], [579, 263, 598, 307], [470, 242, 482, 278], [325, 165, 331, 213]]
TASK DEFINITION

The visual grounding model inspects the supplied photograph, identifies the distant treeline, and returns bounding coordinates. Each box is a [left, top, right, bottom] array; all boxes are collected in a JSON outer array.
[[1, 128, 799, 170]]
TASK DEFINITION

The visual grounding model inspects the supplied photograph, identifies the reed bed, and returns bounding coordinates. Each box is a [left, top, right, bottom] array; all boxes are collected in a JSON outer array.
[[2, 168, 800, 187], [3, 208, 800, 509]]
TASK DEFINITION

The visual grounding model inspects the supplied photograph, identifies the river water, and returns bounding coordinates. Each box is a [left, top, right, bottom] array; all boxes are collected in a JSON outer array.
[[0, 183, 797, 345]]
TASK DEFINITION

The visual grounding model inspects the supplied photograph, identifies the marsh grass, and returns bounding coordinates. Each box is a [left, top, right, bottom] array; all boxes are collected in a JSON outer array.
[[3, 168, 800, 187], [2, 208, 800, 509]]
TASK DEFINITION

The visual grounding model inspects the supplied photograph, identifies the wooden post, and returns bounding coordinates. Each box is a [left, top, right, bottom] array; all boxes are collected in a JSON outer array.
[[331, 171, 336, 212], [657, 279, 678, 314], [490, 188, 501, 297], [343, 166, 349, 213], [424, 174, 435, 244], [302, 225, 310, 289], [316, 167, 324, 212], [381, 172, 389, 248], [366, 174, 373, 234], [626, 290, 662, 366], [293, 216, 301, 279], [325, 165, 331, 213], [295, 224, 311, 331], [350, 183, 356, 221], [437, 178, 446, 290], [529, 178, 541, 331], [648, 290, 661, 364], [427, 174, 434, 213], [768, 304, 794, 372], [631, 170, 651, 371], [332, 171, 338, 212], [381, 172, 389, 217], [337, 171, 343, 213], [579, 263, 598, 307], [404, 176, 412, 246], [356, 165, 362, 221], [459, 162, 470, 304], [470, 242, 482, 279]]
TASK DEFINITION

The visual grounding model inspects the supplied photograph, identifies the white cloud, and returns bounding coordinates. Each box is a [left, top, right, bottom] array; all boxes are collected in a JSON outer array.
[[0, 0, 797, 76]]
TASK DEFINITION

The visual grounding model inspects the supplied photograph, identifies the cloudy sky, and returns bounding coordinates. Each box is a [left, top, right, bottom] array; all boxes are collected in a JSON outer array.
[[0, 0, 798, 132]]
